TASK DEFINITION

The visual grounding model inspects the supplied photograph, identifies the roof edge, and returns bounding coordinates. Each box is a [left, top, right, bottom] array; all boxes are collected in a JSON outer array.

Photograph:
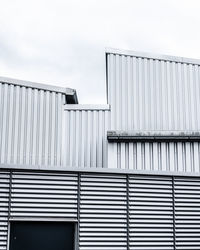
[[0, 76, 78, 103], [64, 104, 110, 110], [1, 163, 200, 177], [105, 47, 200, 66]]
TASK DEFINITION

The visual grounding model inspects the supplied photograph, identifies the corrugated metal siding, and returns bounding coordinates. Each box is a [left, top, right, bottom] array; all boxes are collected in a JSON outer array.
[[174, 177, 200, 250], [79, 174, 127, 250], [129, 175, 174, 250], [0, 82, 65, 166], [109, 142, 200, 173], [63, 107, 110, 168], [107, 53, 200, 131], [0, 171, 9, 250], [1, 169, 200, 249]]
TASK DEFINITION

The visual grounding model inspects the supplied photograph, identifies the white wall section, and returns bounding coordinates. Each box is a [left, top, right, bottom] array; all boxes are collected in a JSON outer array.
[[106, 50, 200, 131], [63, 105, 110, 168], [0, 82, 65, 166], [108, 141, 200, 173]]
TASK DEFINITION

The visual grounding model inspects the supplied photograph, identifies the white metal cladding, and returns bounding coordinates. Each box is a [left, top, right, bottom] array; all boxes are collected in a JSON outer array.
[[108, 141, 200, 173], [2, 169, 200, 249], [0, 171, 9, 250], [129, 175, 174, 250], [10, 171, 78, 218], [79, 173, 127, 250], [63, 105, 110, 168], [106, 51, 200, 131], [0, 82, 65, 166], [174, 177, 200, 250]]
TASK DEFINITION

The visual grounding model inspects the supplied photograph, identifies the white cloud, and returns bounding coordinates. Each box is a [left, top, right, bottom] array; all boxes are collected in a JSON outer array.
[[0, 0, 200, 103]]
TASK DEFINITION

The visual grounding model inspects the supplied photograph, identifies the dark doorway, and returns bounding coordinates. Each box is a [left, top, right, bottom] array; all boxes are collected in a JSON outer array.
[[9, 221, 75, 250]]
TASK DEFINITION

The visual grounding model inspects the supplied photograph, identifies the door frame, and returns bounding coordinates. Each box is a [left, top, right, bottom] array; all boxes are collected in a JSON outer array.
[[7, 218, 78, 250]]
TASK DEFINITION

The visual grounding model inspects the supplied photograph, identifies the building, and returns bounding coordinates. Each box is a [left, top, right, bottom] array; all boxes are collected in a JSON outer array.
[[1, 48, 200, 250]]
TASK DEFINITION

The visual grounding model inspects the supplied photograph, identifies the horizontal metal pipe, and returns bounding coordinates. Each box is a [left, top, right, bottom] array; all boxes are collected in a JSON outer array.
[[107, 131, 200, 142]]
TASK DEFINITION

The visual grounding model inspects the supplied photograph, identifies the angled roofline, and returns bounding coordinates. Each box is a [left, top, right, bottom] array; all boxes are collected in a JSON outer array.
[[105, 47, 200, 66], [0, 76, 78, 104]]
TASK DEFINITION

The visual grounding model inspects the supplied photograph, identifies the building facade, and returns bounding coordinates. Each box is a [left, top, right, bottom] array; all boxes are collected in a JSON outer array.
[[1, 49, 200, 250]]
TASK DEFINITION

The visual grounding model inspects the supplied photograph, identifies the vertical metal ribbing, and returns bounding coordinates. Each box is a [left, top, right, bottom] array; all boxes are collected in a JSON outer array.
[[77, 172, 81, 250], [172, 176, 176, 250], [126, 174, 130, 250]]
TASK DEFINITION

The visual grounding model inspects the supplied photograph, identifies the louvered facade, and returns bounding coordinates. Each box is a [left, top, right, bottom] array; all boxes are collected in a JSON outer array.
[[1, 168, 200, 250]]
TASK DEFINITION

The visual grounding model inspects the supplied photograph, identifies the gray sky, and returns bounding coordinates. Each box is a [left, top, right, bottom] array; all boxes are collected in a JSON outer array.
[[1, 0, 200, 103]]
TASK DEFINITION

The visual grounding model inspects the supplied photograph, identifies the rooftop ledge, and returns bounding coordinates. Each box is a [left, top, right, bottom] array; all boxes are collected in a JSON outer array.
[[105, 47, 200, 66], [0, 76, 78, 104], [107, 131, 200, 142]]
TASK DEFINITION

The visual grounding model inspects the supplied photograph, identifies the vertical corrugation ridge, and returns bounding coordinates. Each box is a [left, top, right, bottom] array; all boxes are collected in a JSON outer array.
[[107, 52, 200, 172], [0, 83, 64, 167], [63, 108, 110, 168], [107, 53, 200, 131], [112, 141, 200, 172]]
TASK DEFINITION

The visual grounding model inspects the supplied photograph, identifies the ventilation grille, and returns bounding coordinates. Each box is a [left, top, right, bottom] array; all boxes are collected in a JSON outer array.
[[79, 174, 127, 250], [129, 175, 174, 250], [175, 177, 200, 250], [10, 172, 78, 218], [0, 171, 10, 250], [1, 170, 200, 250]]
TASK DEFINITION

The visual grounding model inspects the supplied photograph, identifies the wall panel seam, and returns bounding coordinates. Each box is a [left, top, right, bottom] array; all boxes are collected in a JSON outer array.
[[172, 176, 176, 250], [126, 174, 130, 250], [77, 172, 80, 250]]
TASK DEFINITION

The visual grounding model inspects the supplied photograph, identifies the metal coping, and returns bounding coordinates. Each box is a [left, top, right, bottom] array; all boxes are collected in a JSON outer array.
[[1, 164, 200, 178], [105, 47, 200, 66], [64, 104, 110, 110], [107, 130, 200, 142], [9, 218, 78, 222], [0, 76, 78, 103]]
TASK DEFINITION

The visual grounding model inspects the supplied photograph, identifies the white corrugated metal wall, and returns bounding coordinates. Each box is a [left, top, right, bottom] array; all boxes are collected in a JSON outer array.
[[106, 50, 200, 173], [109, 141, 200, 172], [63, 105, 110, 168], [1, 168, 200, 250], [106, 51, 200, 131], [0, 82, 111, 169], [0, 82, 65, 166]]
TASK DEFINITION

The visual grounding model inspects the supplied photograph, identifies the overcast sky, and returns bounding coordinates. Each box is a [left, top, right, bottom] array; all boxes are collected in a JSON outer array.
[[1, 0, 200, 103]]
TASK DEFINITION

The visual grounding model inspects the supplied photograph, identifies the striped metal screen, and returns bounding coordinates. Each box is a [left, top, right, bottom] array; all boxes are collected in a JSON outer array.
[[1, 169, 200, 250]]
